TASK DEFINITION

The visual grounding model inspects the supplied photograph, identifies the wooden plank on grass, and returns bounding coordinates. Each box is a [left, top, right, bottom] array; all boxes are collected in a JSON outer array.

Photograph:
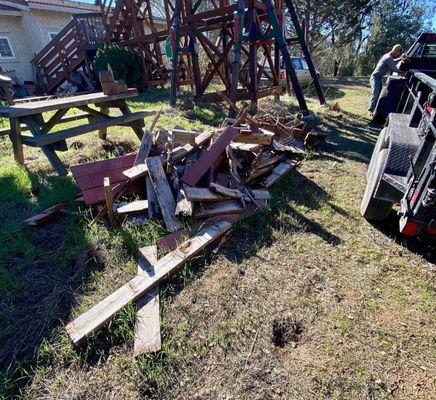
[[135, 245, 160, 355], [66, 220, 232, 344], [145, 156, 182, 232], [24, 203, 65, 226], [263, 160, 298, 188], [182, 127, 238, 186]]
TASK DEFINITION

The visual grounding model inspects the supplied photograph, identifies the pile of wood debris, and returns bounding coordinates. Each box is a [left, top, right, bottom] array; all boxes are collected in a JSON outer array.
[[26, 107, 326, 355]]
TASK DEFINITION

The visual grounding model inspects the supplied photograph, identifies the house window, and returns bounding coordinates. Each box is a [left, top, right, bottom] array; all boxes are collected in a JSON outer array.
[[0, 36, 14, 59], [48, 31, 59, 41]]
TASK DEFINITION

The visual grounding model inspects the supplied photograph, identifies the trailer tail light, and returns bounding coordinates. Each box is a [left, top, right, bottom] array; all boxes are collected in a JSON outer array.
[[400, 218, 419, 236], [280, 71, 285, 79], [410, 188, 420, 206]]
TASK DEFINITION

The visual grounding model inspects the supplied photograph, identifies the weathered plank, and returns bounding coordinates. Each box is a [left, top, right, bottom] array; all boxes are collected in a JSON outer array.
[[184, 187, 224, 202], [66, 220, 232, 344], [182, 127, 238, 186], [193, 200, 244, 218], [233, 127, 274, 145], [210, 182, 243, 199], [145, 156, 182, 232], [134, 130, 153, 165], [115, 200, 148, 216], [0, 89, 139, 118], [170, 129, 198, 145], [134, 245, 161, 356], [263, 160, 298, 188], [103, 177, 116, 225], [23, 203, 65, 226], [22, 112, 151, 147], [146, 176, 159, 219]]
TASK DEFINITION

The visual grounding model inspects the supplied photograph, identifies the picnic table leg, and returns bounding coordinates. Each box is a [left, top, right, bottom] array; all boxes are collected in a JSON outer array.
[[98, 105, 109, 140], [23, 116, 68, 176], [9, 117, 24, 165], [118, 101, 144, 140]]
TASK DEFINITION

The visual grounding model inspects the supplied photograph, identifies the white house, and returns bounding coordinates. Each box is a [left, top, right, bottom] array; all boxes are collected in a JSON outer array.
[[0, 0, 100, 84]]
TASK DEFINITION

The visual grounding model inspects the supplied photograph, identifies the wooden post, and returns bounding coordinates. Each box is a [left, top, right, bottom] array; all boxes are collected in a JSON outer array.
[[98, 105, 109, 139], [103, 177, 116, 225], [9, 118, 24, 165]]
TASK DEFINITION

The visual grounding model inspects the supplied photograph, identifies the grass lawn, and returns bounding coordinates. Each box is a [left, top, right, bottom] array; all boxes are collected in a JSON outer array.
[[0, 79, 435, 399]]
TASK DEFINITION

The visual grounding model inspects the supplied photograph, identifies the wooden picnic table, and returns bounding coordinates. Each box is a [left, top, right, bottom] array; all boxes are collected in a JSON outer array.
[[0, 89, 153, 175]]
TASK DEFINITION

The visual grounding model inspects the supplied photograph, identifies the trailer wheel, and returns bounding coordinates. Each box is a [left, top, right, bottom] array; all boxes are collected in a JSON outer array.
[[366, 128, 389, 181], [361, 148, 393, 221]]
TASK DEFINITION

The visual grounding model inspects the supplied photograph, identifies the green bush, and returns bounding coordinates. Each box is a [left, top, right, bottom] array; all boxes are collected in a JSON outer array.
[[94, 45, 143, 89]]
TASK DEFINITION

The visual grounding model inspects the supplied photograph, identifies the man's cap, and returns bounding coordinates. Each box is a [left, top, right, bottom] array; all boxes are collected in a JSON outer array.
[[392, 44, 403, 52]]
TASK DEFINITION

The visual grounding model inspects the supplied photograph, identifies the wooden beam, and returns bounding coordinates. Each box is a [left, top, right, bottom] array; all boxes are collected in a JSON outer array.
[[66, 220, 232, 344], [145, 157, 182, 232], [134, 245, 161, 356], [182, 127, 238, 186]]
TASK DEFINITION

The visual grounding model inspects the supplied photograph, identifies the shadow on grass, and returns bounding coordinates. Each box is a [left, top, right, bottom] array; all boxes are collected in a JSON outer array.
[[369, 213, 436, 264], [0, 165, 105, 397]]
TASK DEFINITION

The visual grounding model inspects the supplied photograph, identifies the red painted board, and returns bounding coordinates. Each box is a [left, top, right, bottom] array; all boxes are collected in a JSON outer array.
[[71, 153, 144, 205], [81, 179, 144, 205], [182, 127, 238, 186], [71, 154, 136, 177]]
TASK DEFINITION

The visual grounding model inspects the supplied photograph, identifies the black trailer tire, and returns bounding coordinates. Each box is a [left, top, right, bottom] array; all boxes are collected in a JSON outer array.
[[361, 148, 393, 221], [366, 128, 389, 181]]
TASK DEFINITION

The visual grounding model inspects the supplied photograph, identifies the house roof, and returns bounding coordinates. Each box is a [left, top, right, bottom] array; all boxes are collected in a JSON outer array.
[[0, 0, 100, 12], [26, 0, 100, 12], [0, 3, 21, 10]]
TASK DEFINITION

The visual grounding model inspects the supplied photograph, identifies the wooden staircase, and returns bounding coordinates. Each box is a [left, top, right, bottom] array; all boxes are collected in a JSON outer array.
[[31, 13, 106, 94]]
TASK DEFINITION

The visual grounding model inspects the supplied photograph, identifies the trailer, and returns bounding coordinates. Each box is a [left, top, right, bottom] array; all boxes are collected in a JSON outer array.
[[361, 70, 436, 238]]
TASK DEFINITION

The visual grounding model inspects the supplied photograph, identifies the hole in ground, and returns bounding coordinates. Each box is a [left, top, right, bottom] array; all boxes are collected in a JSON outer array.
[[272, 316, 304, 348]]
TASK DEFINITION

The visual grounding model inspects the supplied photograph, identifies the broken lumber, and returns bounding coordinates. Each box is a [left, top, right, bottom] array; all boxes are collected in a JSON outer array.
[[115, 200, 148, 216], [182, 127, 239, 186], [233, 127, 274, 145], [65, 220, 232, 344], [135, 245, 161, 356], [170, 129, 197, 145], [210, 182, 244, 199], [145, 157, 182, 232], [263, 160, 298, 188], [184, 187, 224, 202], [123, 131, 215, 180], [23, 203, 66, 226], [193, 200, 244, 218]]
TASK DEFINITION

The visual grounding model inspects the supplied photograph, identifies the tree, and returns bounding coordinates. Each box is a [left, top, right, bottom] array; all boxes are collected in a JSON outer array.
[[357, 0, 432, 75]]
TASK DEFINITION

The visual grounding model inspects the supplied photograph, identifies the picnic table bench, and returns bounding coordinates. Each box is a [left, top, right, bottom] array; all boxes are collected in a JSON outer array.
[[0, 89, 153, 175]]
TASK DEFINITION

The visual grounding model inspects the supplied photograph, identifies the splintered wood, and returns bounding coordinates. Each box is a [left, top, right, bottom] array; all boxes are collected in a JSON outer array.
[[66, 107, 325, 352]]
